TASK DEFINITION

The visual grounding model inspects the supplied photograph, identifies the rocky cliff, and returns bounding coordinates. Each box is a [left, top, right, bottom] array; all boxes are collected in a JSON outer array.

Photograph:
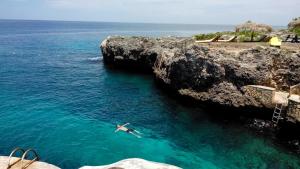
[[101, 36, 300, 110]]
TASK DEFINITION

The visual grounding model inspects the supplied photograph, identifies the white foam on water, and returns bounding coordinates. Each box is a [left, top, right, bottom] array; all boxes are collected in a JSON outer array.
[[87, 57, 102, 62]]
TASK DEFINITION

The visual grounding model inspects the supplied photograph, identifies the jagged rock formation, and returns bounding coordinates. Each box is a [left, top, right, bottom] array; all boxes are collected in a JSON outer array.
[[101, 36, 300, 110], [80, 158, 181, 169]]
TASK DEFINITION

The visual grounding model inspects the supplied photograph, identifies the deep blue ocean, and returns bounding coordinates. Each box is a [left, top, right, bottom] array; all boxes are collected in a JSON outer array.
[[0, 20, 299, 169]]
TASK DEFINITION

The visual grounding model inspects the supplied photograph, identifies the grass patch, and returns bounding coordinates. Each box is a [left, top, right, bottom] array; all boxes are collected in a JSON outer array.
[[193, 31, 264, 42], [194, 32, 220, 40], [291, 27, 300, 36], [236, 31, 260, 37], [193, 32, 233, 40]]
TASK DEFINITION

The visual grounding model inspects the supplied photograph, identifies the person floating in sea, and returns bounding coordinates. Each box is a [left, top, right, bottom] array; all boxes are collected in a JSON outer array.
[[115, 123, 142, 138]]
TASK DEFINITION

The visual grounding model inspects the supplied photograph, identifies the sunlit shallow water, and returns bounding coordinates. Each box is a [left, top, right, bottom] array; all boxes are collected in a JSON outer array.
[[0, 20, 299, 169]]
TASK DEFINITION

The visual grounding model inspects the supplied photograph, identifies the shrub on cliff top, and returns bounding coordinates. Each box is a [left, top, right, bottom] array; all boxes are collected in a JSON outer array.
[[292, 27, 300, 36], [193, 32, 223, 40]]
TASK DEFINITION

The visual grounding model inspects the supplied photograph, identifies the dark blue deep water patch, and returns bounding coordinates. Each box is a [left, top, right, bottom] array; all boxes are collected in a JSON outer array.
[[0, 20, 299, 169]]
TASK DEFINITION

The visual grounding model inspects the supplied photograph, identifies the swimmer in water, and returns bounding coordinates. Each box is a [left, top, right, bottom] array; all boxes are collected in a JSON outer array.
[[115, 123, 142, 138]]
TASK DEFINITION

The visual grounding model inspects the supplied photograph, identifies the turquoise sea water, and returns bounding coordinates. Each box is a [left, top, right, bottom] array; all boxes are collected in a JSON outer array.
[[0, 20, 299, 169]]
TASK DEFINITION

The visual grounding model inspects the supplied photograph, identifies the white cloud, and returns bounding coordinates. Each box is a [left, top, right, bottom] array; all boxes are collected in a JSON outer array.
[[1, 0, 299, 25], [46, 0, 103, 9]]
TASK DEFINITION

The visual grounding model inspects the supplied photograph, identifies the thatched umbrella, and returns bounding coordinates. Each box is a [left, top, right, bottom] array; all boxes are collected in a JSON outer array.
[[288, 17, 300, 30], [236, 21, 273, 41]]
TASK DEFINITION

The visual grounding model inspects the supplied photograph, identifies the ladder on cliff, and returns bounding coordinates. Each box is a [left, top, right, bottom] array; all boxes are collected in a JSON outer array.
[[272, 103, 284, 125]]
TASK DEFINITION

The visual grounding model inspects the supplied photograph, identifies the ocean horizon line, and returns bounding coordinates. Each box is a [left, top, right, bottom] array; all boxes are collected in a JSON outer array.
[[0, 18, 285, 27]]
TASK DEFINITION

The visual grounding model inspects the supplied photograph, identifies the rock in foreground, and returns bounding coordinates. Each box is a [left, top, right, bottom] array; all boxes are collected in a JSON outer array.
[[0, 156, 60, 169], [101, 36, 300, 110], [80, 158, 181, 169]]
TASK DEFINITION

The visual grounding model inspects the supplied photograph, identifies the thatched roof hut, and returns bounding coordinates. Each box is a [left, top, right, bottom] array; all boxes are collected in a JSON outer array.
[[288, 17, 300, 30], [236, 21, 273, 33]]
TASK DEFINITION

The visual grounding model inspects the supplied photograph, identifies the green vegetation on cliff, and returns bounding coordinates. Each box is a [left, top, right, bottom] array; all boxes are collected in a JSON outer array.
[[193, 31, 263, 42], [291, 27, 300, 36], [194, 32, 224, 40]]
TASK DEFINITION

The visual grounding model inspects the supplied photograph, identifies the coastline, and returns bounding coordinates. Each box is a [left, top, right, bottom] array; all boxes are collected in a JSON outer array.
[[100, 36, 300, 154], [1, 18, 299, 168]]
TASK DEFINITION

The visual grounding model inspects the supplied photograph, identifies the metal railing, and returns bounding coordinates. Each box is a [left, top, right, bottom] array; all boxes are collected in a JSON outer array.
[[21, 149, 40, 169], [7, 148, 39, 169], [7, 147, 25, 169]]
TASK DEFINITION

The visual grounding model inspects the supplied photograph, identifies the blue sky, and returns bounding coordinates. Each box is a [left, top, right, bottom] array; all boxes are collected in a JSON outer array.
[[0, 0, 299, 25]]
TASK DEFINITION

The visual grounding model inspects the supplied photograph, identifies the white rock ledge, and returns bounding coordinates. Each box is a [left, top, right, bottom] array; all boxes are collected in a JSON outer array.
[[80, 158, 182, 169], [0, 156, 60, 169]]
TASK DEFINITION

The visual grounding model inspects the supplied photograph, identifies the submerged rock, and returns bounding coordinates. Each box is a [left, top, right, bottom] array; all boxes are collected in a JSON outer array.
[[101, 36, 300, 109], [247, 119, 274, 133], [80, 158, 181, 169]]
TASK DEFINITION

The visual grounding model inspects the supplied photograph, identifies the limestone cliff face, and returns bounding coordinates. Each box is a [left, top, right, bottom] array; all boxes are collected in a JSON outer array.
[[101, 36, 300, 109]]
